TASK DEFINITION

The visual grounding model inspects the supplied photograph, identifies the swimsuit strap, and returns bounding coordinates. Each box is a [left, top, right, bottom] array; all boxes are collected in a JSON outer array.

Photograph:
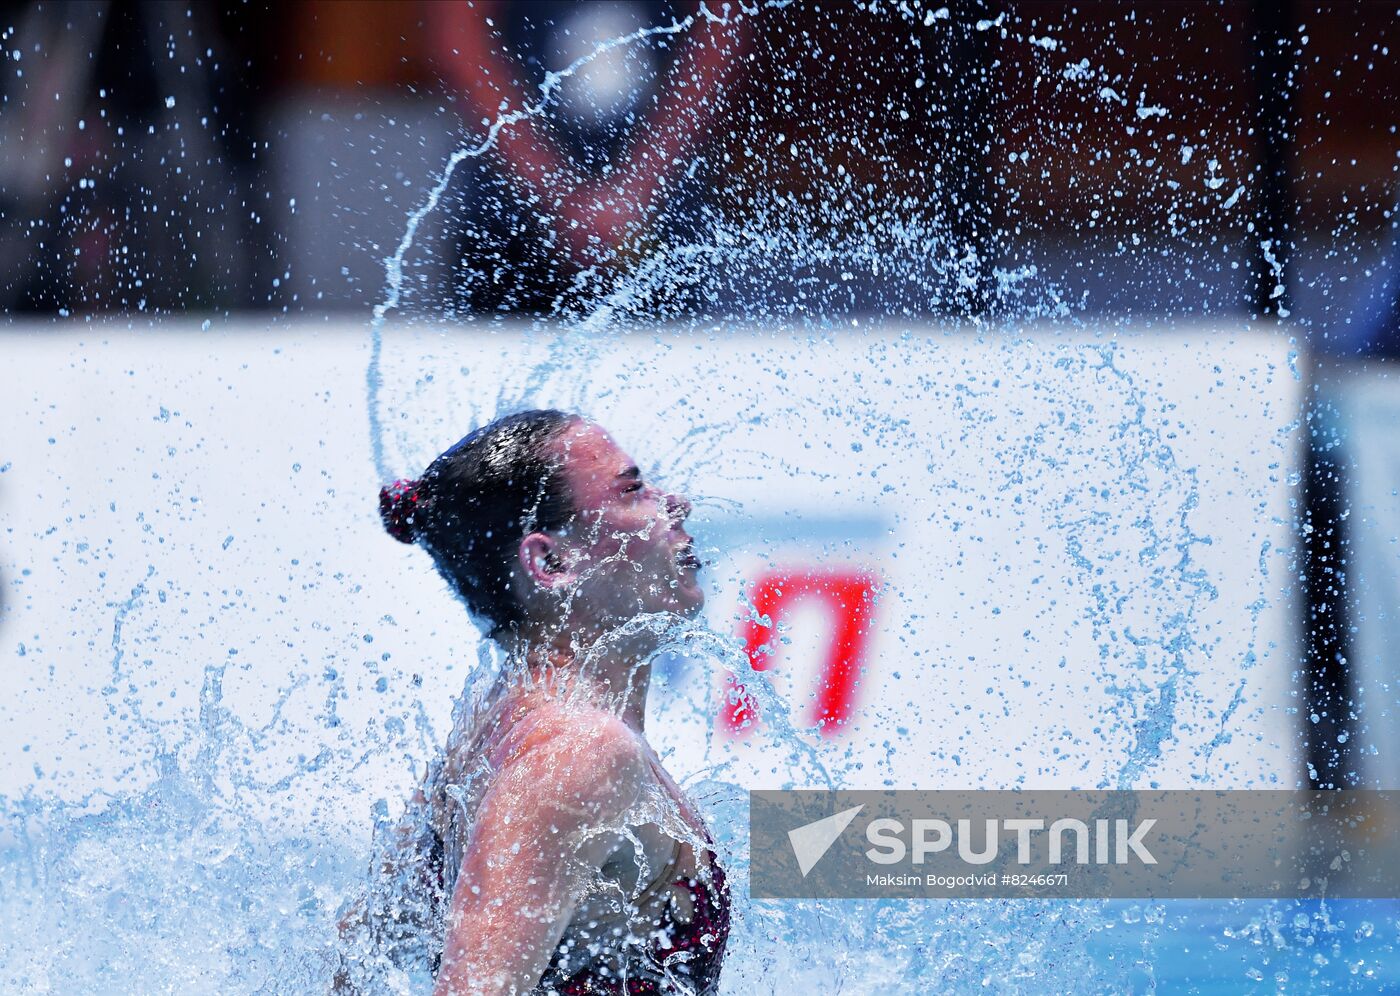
[[625, 832, 686, 907]]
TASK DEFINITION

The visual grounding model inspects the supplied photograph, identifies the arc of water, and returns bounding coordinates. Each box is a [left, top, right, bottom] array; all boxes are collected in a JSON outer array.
[[367, 1, 793, 483]]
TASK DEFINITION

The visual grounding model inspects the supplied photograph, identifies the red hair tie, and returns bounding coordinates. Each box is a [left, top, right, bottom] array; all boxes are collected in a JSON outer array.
[[379, 478, 425, 544]]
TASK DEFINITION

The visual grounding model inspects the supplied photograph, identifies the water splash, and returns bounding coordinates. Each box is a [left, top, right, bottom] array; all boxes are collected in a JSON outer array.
[[6, 3, 1398, 993], [367, 0, 794, 484]]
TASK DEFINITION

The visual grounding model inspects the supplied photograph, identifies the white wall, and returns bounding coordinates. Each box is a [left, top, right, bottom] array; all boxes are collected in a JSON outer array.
[[1334, 366, 1400, 788], [0, 319, 1304, 842]]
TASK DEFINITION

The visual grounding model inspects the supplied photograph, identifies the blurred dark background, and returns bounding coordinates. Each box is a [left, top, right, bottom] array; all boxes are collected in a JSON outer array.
[[0, 0, 1395, 349]]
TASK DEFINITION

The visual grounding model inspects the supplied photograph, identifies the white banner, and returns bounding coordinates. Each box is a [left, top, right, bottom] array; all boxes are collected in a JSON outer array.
[[0, 320, 1304, 842]]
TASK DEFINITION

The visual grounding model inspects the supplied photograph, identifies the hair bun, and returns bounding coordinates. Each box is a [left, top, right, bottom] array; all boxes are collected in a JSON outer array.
[[379, 478, 425, 544]]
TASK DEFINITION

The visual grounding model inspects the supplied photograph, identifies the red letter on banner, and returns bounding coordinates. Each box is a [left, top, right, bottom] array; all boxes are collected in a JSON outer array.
[[722, 569, 879, 738]]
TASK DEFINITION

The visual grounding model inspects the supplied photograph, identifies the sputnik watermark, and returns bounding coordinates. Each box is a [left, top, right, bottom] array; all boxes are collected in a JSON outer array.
[[867, 872, 1069, 890], [787, 806, 1157, 878], [863, 816, 1156, 867], [787, 804, 863, 875], [752, 790, 1400, 899]]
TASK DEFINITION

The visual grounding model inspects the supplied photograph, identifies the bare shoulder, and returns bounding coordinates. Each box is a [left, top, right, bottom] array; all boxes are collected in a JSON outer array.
[[523, 701, 639, 750], [490, 704, 648, 825]]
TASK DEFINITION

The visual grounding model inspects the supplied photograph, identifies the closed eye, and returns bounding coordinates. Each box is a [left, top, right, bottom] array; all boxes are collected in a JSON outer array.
[[623, 481, 644, 494]]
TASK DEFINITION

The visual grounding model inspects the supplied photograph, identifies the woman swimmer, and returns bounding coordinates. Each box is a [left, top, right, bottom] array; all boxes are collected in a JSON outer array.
[[336, 410, 728, 995]]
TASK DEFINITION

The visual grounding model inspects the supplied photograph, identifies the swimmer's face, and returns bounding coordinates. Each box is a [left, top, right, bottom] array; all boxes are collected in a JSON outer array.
[[519, 421, 703, 630]]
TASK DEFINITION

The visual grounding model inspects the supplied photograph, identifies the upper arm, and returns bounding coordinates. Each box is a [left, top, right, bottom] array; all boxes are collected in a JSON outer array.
[[432, 712, 646, 996]]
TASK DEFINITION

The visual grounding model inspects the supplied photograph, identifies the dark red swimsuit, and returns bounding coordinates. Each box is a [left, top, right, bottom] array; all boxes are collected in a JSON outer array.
[[542, 850, 731, 995], [425, 831, 731, 995]]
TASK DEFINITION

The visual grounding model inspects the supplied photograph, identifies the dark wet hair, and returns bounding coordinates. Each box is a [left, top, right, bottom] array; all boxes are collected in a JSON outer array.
[[379, 409, 579, 639]]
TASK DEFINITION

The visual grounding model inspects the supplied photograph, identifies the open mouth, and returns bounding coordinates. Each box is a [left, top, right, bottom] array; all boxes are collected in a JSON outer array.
[[675, 541, 702, 572]]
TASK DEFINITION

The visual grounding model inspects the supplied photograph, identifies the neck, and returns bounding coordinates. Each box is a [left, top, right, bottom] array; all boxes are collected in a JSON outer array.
[[512, 622, 656, 733]]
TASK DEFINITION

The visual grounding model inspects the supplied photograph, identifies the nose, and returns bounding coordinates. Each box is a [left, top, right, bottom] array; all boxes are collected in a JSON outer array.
[[664, 491, 692, 526]]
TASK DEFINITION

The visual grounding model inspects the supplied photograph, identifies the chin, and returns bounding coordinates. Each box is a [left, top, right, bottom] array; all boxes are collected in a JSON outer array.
[[677, 585, 705, 617], [629, 571, 704, 619]]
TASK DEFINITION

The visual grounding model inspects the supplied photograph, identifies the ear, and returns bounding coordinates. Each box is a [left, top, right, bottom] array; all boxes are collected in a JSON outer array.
[[518, 532, 574, 590]]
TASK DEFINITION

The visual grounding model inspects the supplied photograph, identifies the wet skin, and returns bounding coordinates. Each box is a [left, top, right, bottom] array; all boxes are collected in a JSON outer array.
[[431, 422, 713, 996]]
